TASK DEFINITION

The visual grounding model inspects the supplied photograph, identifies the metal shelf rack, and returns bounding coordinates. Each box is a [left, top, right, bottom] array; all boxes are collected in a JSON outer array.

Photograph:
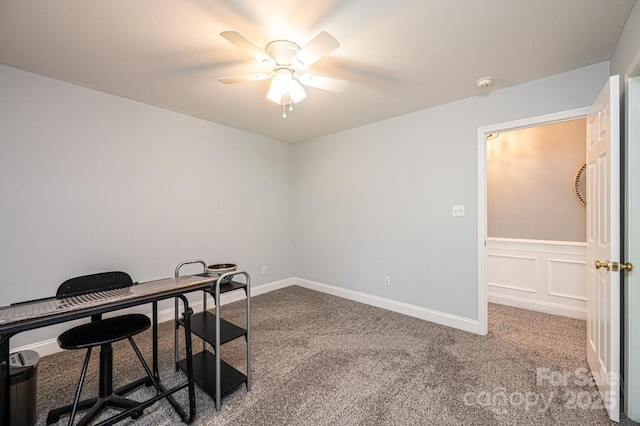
[[173, 260, 251, 411]]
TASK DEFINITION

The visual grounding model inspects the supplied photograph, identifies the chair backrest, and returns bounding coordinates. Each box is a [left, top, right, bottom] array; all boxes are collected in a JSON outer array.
[[57, 271, 133, 298]]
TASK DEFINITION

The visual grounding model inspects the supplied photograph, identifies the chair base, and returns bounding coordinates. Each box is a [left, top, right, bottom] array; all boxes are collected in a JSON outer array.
[[46, 392, 144, 426], [46, 375, 151, 425]]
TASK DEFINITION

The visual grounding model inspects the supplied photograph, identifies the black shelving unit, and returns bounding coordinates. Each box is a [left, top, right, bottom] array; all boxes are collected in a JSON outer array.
[[173, 261, 251, 411]]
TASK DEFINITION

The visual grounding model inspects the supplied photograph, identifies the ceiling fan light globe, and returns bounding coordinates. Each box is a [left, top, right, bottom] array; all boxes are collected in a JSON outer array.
[[271, 70, 292, 92], [288, 79, 307, 103], [266, 82, 307, 105], [266, 71, 291, 104], [266, 69, 307, 105], [266, 86, 284, 104]]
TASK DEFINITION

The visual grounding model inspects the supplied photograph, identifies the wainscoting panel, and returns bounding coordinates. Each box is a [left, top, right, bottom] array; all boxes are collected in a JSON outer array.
[[547, 259, 587, 300], [487, 238, 587, 319], [487, 254, 537, 292]]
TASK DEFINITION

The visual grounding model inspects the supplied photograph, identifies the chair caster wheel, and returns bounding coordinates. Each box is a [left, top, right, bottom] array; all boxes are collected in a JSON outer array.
[[46, 415, 60, 425]]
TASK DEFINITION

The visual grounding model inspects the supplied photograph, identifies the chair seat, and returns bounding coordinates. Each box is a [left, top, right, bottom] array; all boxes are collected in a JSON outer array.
[[58, 314, 150, 349]]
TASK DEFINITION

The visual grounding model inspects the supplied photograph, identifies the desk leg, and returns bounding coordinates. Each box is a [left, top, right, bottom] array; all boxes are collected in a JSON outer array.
[[152, 301, 159, 377], [180, 299, 196, 423], [0, 334, 11, 426], [157, 296, 195, 423]]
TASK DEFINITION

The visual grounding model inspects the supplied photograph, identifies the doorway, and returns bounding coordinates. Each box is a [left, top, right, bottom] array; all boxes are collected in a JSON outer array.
[[485, 119, 588, 319], [478, 84, 623, 421], [477, 107, 590, 335]]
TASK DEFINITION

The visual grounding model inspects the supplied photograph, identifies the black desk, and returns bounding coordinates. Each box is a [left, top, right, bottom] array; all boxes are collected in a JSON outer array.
[[0, 275, 217, 426]]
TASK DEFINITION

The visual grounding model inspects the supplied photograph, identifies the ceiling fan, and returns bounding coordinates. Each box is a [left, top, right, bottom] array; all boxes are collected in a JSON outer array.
[[218, 31, 349, 115]]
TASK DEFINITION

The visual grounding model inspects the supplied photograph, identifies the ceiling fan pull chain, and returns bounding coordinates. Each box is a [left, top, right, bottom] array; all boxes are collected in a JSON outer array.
[[289, 101, 294, 112], [282, 102, 287, 118]]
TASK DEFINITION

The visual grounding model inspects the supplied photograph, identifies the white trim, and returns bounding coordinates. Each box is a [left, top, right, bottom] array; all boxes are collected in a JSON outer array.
[[10, 277, 296, 357], [488, 281, 537, 293], [478, 131, 488, 335], [546, 259, 588, 301], [157, 276, 295, 322], [12, 338, 61, 358], [294, 277, 481, 334], [18, 276, 482, 357], [625, 74, 640, 421], [625, 49, 640, 79], [488, 292, 586, 320], [488, 237, 587, 249], [478, 107, 590, 335]]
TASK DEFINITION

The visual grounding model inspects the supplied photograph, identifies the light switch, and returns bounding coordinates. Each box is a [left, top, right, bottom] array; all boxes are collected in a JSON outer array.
[[452, 205, 465, 217]]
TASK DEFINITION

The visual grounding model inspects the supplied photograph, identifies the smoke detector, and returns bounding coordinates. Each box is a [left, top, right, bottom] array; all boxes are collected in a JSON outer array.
[[476, 77, 493, 89]]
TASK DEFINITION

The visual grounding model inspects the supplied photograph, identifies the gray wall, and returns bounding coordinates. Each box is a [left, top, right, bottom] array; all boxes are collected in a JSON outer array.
[[294, 62, 609, 320], [611, 1, 640, 76], [487, 119, 586, 242], [0, 65, 295, 348]]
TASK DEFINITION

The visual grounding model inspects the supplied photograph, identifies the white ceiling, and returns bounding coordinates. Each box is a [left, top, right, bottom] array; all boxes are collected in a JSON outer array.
[[0, 0, 635, 143]]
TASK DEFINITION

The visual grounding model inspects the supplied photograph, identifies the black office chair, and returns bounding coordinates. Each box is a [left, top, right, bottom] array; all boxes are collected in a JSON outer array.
[[46, 272, 155, 426]]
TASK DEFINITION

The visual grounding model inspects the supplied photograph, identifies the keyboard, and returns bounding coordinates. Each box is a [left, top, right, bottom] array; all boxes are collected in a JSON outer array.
[[0, 288, 132, 323]]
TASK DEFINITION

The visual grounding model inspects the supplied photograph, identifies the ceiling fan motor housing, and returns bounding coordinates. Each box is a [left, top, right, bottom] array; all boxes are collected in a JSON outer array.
[[265, 40, 300, 67]]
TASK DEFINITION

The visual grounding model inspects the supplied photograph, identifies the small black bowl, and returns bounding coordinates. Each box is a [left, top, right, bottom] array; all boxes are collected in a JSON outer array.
[[206, 263, 237, 277]]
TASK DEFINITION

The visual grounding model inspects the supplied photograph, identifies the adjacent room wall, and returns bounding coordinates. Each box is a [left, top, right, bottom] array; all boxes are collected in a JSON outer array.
[[294, 62, 609, 322], [0, 65, 295, 348], [487, 119, 587, 242]]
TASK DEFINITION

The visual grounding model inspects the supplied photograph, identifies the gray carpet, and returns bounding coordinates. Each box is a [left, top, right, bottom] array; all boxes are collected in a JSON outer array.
[[34, 286, 637, 425]]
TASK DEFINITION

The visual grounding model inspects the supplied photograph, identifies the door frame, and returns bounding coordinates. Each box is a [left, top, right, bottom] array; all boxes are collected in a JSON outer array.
[[477, 107, 590, 335], [624, 66, 640, 421]]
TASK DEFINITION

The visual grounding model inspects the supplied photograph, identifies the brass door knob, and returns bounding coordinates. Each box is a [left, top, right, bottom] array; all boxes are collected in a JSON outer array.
[[620, 262, 634, 272], [595, 260, 610, 270]]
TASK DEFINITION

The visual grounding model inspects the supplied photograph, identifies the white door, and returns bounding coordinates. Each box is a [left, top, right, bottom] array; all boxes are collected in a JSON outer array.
[[586, 75, 620, 422]]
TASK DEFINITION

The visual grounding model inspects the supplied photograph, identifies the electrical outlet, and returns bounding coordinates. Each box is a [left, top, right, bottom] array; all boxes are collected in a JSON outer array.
[[384, 276, 391, 286], [452, 205, 465, 217], [261, 266, 267, 275]]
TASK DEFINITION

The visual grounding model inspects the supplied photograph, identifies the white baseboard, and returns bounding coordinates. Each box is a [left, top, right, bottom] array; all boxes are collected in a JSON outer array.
[[294, 277, 481, 334], [12, 277, 296, 357], [154, 276, 295, 324], [488, 292, 586, 320], [14, 276, 483, 357], [13, 338, 61, 358]]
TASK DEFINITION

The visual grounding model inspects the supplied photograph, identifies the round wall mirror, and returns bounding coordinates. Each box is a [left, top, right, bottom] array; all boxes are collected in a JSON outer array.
[[574, 163, 586, 206]]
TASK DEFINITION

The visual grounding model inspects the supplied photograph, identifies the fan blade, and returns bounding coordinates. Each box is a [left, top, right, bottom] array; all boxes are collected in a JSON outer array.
[[297, 73, 348, 93], [218, 72, 273, 84], [220, 31, 275, 67], [291, 31, 340, 70]]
